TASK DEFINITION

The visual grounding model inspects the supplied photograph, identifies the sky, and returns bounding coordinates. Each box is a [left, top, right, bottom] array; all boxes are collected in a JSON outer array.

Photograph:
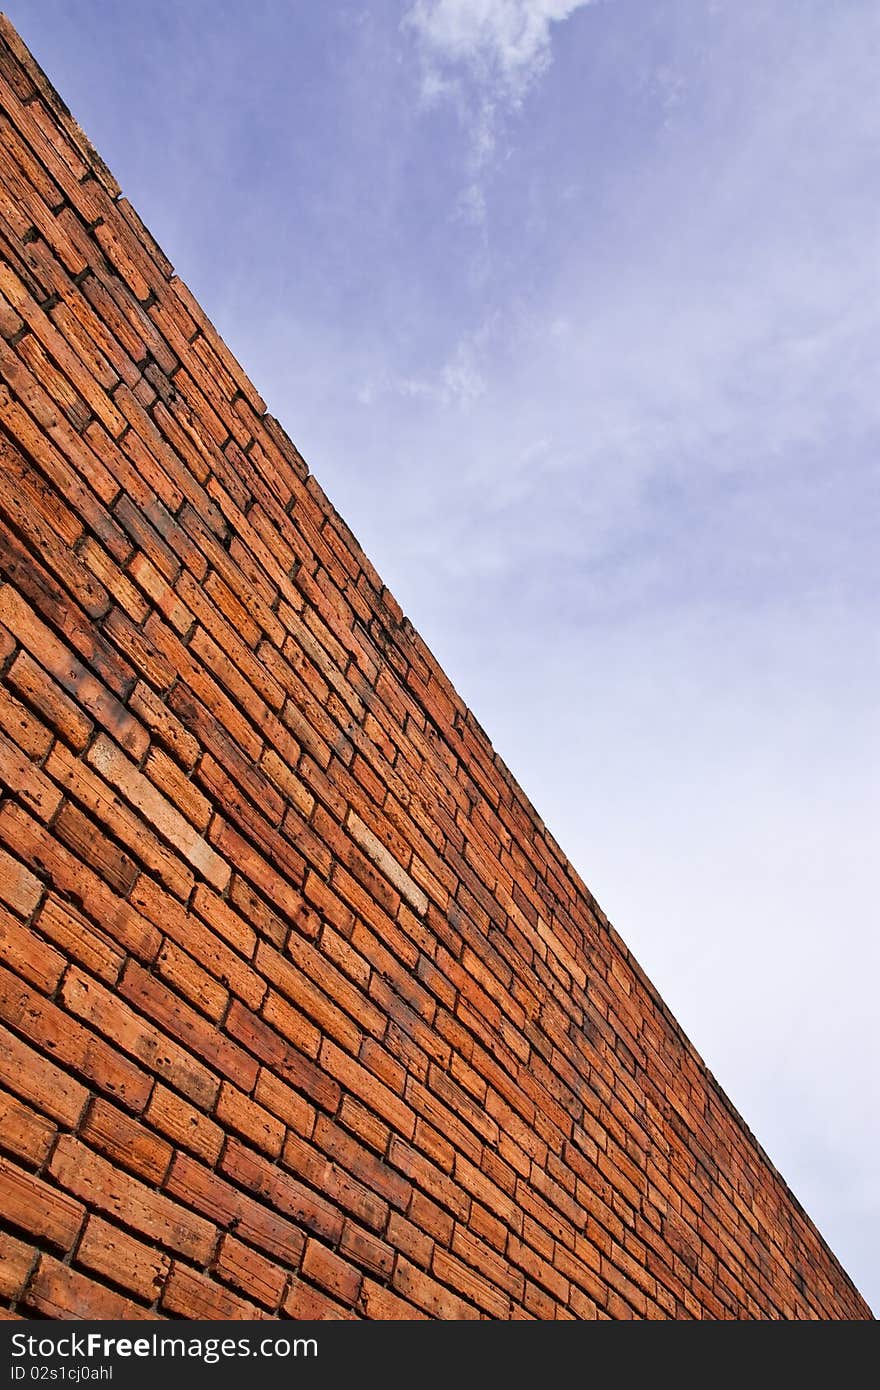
[[5, 0, 877, 1314]]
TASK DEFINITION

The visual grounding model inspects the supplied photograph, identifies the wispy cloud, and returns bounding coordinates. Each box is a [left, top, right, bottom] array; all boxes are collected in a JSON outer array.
[[403, 0, 598, 223]]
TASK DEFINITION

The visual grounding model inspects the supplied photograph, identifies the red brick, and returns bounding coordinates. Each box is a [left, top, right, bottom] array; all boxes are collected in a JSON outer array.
[[80, 1098, 173, 1185], [0, 844, 43, 918], [76, 1215, 170, 1304], [222, 1135, 344, 1243], [358, 1278, 428, 1320], [214, 1233, 287, 1311], [23, 1255, 159, 1321], [302, 1238, 362, 1306], [0, 1153, 84, 1249], [32, 892, 123, 984], [0, 963, 152, 1112], [282, 1279, 358, 1321], [0, 1021, 88, 1126], [162, 1263, 267, 1320], [164, 1151, 305, 1267], [0, 1228, 35, 1300], [145, 1083, 224, 1165], [0, 1083, 56, 1165], [60, 965, 218, 1111], [215, 1080, 285, 1157], [392, 1256, 480, 1321], [50, 1136, 216, 1263], [0, 801, 161, 964], [118, 960, 256, 1092], [0, 904, 64, 991]]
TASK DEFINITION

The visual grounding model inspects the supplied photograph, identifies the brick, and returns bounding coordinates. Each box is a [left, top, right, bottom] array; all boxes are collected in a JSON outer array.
[[155, 939, 228, 1023], [162, 1262, 266, 1320], [320, 1038, 415, 1139], [80, 1098, 173, 1185], [0, 680, 52, 760], [87, 733, 229, 890], [340, 1220, 395, 1280], [34, 897, 120, 988], [164, 1151, 306, 1267], [358, 1278, 428, 1320], [215, 1080, 284, 1157], [119, 960, 256, 1092], [0, 963, 152, 1112], [302, 1238, 362, 1306], [0, 586, 147, 758], [0, 844, 43, 917], [0, 1084, 56, 1165], [0, 728, 62, 822], [145, 1083, 224, 1166], [49, 1136, 215, 1263], [76, 1215, 170, 1304], [0, 1021, 87, 1126], [0, 1228, 34, 1300], [23, 1255, 158, 1321], [0, 1154, 84, 1249], [0, 904, 64, 991], [392, 1256, 480, 1321], [60, 965, 218, 1111], [222, 1136, 344, 1243], [214, 1233, 287, 1311], [282, 1279, 358, 1321], [225, 998, 340, 1113]]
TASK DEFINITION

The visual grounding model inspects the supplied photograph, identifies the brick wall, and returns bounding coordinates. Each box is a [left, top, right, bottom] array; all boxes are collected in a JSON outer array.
[[0, 15, 870, 1321]]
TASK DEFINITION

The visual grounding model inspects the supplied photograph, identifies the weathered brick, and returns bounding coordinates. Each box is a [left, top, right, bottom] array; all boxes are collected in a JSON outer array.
[[0, 1228, 35, 1300], [302, 1238, 362, 1306], [0, 963, 152, 1111], [214, 1232, 287, 1311], [49, 1136, 215, 1263], [0, 1085, 55, 1174], [164, 1151, 306, 1267], [145, 1083, 224, 1166], [215, 1080, 284, 1157], [80, 1098, 173, 1185], [119, 960, 256, 1092], [87, 733, 229, 890], [162, 1263, 266, 1320], [23, 1255, 159, 1320], [0, 904, 64, 991], [76, 1215, 170, 1304], [0, 844, 43, 918], [0, 1153, 84, 1249], [60, 965, 218, 1111]]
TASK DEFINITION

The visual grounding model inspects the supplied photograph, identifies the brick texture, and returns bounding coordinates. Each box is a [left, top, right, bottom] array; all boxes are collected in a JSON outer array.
[[0, 15, 870, 1322]]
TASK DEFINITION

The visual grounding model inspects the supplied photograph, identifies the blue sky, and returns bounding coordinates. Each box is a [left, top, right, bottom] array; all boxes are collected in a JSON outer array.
[[7, 0, 878, 1313]]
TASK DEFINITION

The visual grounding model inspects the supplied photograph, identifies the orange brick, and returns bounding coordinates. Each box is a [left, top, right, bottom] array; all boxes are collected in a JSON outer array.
[[0, 1020, 88, 1126], [302, 1238, 362, 1306], [23, 1255, 159, 1320], [0, 1153, 84, 1249], [119, 960, 256, 1092], [0, 903, 64, 991], [164, 1151, 305, 1267], [80, 1098, 172, 1185], [50, 1136, 215, 1263], [0, 963, 152, 1112], [0, 1228, 34, 1300], [358, 1278, 428, 1320], [215, 1080, 284, 1158], [282, 1279, 358, 1321], [0, 844, 43, 917], [76, 1214, 170, 1304], [162, 1263, 266, 1320], [32, 892, 124, 984], [392, 1256, 479, 1321], [155, 939, 228, 1023], [145, 1083, 224, 1166], [0, 1083, 56, 1165], [60, 965, 218, 1111], [214, 1232, 287, 1311]]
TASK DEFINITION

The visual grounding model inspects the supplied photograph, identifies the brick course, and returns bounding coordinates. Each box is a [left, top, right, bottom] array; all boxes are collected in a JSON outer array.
[[0, 14, 870, 1320]]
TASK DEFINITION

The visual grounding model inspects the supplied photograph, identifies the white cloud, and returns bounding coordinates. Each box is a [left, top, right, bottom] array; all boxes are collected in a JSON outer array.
[[403, 0, 597, 225], [404, 0, 596, 102]]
